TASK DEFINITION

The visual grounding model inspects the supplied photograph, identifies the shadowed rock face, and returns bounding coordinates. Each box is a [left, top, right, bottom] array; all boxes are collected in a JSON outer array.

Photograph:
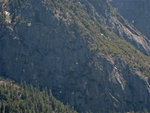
[[110, 0, 150, 40], [89, 0, 150, 56], [0, 0, 150, 113]]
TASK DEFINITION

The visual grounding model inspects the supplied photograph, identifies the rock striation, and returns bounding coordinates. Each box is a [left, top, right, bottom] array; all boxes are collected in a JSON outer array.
[[110, 0, 150, 40], [0, 0, 150, 112]]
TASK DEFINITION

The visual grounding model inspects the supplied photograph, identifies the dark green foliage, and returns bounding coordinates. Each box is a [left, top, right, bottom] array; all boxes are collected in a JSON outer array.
[[0, 79, 77, 113]]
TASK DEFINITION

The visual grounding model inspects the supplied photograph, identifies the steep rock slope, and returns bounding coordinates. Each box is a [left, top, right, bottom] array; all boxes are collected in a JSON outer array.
[[110, 0, 150, 40], [0, 0, 150, 113], [88, 0, 150, 56]]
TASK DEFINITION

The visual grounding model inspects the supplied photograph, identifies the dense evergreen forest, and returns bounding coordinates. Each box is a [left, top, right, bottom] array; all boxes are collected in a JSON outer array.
[[0, 78, 78, 113]]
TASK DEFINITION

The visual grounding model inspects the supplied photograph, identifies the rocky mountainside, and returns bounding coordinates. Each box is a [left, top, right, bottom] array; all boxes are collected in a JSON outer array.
[[0, 0, 150, 113], [110, 0, 150, 40], [88, 0, 150, 56]]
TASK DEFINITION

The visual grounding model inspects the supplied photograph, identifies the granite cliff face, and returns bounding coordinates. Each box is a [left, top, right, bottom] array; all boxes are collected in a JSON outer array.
[[0, 0, 150, 113], [110, 0, 150, 40], [89, 0, 150, 56]]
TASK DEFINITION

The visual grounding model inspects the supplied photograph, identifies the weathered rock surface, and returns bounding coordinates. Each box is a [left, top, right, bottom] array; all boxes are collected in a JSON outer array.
[[0, 0, 150, 113], [89, 0, 150, 56], [110, 0, 150, 40]]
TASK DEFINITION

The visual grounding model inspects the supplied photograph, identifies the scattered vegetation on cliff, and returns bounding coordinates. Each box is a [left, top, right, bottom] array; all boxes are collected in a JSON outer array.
[[42, 0, 150, 77]]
